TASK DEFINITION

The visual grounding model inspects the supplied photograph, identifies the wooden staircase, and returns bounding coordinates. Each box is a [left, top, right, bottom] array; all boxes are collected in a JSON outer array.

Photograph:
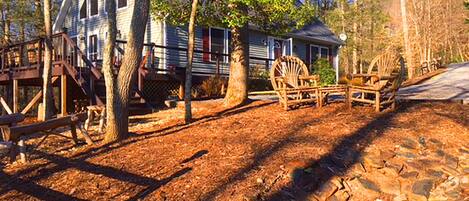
[[0, 32, 156, 115]]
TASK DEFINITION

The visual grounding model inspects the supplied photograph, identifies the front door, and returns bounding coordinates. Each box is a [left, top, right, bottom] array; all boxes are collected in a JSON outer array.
[[268, 37, 291, 66]]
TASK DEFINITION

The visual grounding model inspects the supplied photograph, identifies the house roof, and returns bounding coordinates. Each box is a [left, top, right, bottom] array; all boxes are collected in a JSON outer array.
[[288, 20, 345, 46]]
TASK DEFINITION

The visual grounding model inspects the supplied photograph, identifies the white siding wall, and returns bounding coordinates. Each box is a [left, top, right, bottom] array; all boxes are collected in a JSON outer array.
[[63, 0, 164, 64]]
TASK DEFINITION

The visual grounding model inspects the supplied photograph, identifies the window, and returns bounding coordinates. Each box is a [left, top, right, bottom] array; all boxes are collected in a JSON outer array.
[[210, 28, 225, 62], [89, 35, 98, 61], [80, 0, 87, 19], [90, 0, 98, 16], [310, 45, 329, 64], [117, 0, 127, 8], [202, 28, 231, 62]]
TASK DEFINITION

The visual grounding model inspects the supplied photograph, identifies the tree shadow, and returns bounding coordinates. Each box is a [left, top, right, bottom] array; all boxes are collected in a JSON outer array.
[[263, 102, 418, 200], [0, 150, 192, 200], [197, 101, 419, 200], [0, 169, 86, 201], [70, 100, 276, 163], [181, 150, 209, 164], [199, 105, 346, 200], [0, 100, 276, 200]]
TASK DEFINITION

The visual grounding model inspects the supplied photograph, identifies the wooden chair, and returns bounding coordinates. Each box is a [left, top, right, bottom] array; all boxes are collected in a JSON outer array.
[[347, 51, 406, 112], [270, 56, 320, 110]]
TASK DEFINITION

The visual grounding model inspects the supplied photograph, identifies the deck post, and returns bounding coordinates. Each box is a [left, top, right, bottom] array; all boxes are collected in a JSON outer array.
[[62, 34, 68, 61], [12, 79, 19, 113], [1, 49, 5, 72], [5, 81, 13, 115], [60, 75, 67, 116], [18, 46, 23, 66], [178, 82, 184, 100], [138, 69, 144, 103], [216, 51, 220, 75]]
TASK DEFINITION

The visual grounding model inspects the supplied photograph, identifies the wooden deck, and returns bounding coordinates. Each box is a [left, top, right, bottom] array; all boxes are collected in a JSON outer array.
[[0, 33, 181, 117]]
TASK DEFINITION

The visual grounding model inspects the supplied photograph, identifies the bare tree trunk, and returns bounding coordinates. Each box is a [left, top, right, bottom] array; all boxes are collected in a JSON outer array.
[[184, 0, 198, 124], [2, 1, 11, 45], [105, 0, 150, 142], [223, 24, 249, 107], [40, 0, 54, 120], [352, 1, 358, 74], [103, 0, 117, 143], [0, 4, 4, 46], [338, 0, 349, 74], [400, 0, 414, 78], [34, 0, 43, 36]]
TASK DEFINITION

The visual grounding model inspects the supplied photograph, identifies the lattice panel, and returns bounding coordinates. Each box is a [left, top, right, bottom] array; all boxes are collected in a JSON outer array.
[[142, 79, 182, 104]]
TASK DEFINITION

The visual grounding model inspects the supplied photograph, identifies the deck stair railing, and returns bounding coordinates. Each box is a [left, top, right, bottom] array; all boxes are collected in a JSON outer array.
[[0, 32, 103, 106]]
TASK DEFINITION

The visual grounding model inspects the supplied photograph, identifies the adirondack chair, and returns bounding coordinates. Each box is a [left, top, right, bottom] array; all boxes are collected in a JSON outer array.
[[347, 51, 406, 112], [270, 56, 320, 110]]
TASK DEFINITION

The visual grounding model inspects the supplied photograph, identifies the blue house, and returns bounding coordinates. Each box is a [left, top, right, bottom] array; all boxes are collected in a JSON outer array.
[[54, 0, 344, 79]]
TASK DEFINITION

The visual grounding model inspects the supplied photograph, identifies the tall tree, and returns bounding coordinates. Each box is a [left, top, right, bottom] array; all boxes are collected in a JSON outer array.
[[183, 0, 199, 124], [151, 0, 315, 107], [1, 0, 11, 45], [102, 0, 118, 143], [104, 0, 150, 142], [222, 2, 249, 106], [464, 0, 469, 24], [323, 0, 391, 77], [40, 0, 54, 120]]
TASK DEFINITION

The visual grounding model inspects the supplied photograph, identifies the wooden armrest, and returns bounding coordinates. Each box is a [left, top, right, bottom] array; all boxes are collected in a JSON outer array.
[[378, 74, 397, 80], [349, 74, 380, 79], [299, 75, 319, 80]]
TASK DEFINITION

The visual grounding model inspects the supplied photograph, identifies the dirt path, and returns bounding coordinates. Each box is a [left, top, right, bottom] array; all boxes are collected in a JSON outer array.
[[399, 62, 469, 104], [1, 101, 468, 201]]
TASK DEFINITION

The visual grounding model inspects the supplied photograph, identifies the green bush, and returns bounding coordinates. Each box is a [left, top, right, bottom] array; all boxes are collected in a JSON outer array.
[[313, 58, 336, 86]]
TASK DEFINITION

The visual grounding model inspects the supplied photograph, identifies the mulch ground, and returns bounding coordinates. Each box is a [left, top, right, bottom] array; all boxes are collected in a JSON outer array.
[[0, 100, 468, 201]]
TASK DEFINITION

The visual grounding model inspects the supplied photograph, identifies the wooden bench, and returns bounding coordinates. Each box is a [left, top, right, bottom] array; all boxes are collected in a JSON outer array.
[[0, 113, 25, 159], [84, 105, 106, 133], [2, 113, 94, 163]]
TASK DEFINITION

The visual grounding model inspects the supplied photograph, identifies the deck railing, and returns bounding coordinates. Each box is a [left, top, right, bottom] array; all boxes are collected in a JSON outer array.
[[114, 40, 274, 79], [0, 32, 103, 105]]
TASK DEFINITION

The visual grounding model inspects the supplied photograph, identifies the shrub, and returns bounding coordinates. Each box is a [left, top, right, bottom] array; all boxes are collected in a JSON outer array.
[[313, 58, 336, 86], [199, 76, 226, 97], [249, 78, 273, 92], [249, 64, 270, 79]]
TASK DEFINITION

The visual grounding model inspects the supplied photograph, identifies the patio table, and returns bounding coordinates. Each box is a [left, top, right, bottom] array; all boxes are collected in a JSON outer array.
[[318, 84, 349, 107]]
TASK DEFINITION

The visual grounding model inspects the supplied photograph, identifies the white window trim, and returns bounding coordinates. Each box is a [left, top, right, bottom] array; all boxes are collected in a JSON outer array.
[[310, 44, 329, 62], [79, 0, 87, 21], [268, 36, 291, 60], [116, 0, 128, 10], [283, 38, 293, 56], [208, 27, 230, 63], [88, 31, 100, 60], [88, 0, 99, 18], [104, 0, 128, 15]]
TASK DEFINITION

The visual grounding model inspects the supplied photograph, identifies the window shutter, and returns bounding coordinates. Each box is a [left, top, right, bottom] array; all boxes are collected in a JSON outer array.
[[305, 44, 311, 69], [202, 28, 210, 62], [329, 48, 333, 64]]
